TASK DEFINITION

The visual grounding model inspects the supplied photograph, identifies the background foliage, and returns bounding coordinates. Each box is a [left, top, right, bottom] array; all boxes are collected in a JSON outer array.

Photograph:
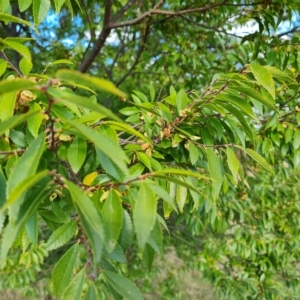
[[1, 0, 300, 299]]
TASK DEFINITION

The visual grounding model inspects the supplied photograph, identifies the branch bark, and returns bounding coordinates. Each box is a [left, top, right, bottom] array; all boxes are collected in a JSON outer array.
[[79, 0, 113, 73], [109, 0, 227, 29]]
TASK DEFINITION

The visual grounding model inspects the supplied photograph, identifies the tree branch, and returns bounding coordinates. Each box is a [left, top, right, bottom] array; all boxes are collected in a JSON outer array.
[[112, 0, 136, 22], [79, 0, 113, 73], [116, 24, 150, 86], [109, 0, 228, 29]]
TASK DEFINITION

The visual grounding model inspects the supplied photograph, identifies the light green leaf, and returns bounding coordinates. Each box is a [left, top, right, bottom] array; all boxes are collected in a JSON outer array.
[[226, 147, 240, 182], [33, 0, 50, 25], [18, 0, 32, 11], [7, 133, 45, 199], [0, 59, 7, 77], [0, 78, 36, 95], [65, 180, 104, 242], [63, 120, 128, 174], [176, 183, 187, 213], [56, 69, 127, 98], [264, 66, 297, 84], [102, 190, 123, 253], [67, 136, 86, 173], [250, 63, 275, 99], [149, 84, 155, 102], [46, 221, 77, 251], [0, 177, 51, 268], [151, 168, 208, 179], [104, 270, 143, 300], [227, 86, 276, 111], [4, 40, 31, 61], [52, 243, 79, 298], [45, 59, 73, 70], [176, 89, 188, 113], [25, 211, 38, 247], [0, 91, 17, 135], [188, 141, 199, 165], [133, 183, 157, 249], [238, 147, 274, 175], [62, 268, 85, 300], [0, 0, 10, 12], [206, 148, 224, 199], [54, 0, 66, 13], [0, 13, 38, 33], [136, 151, 152, 170], [48, 87, 122, 122], [0, 112, 36, 135], [27, 103, 43, 137], [148, 183, 178, 213], [153, 174, 200, 194], [19, 58, 33, 76], [104, 121, 152, 144], [84, 283, 97, 300]]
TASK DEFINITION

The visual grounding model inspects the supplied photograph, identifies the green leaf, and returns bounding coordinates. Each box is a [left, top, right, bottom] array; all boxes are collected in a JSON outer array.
[[7, 133, 45, 199], [226, 147, 240, 182], [151, 168, 208, 179], [119, 209, 133, 252], [176, 89, 188, 113], [0, 78, 36, 95], [152, 174, 200, 194], [3, 40, 31, 61], [27, 103, 43, 137], [136, 151, 152, 170], [0, 59, 7, 77], [206, 148, 224, 199], [176, 183, 187, 213], [54, 0, 66, 13], [227, 86, 276, 111], [215, 93, 256, 119], [0, 91, 18, 135], [148, 183, 178, 213], [143, 244, 155, 272], [56, 69, 127, 98], [102, 190, 123, 253], [133, 183, 157, 249], [264, 66, 297, 84], [48, 87, 122, 122], [104, 270, 143, 300], [250, 63, 275, 99], [0, 0, 10, 12], [45, 59, 73, 71], [238, 147, 274, 175], [25, 212, 38, 247], [188, 141, 199, 165], [149, 84, 155, 102], [147, 218, 163, 254], [18, 0, 32, 11], [0, 176, 51, 268], [67, 137, 86, 173], [65, 180, 104, 242], [33, 0, 50, 25], [19, 58, 33, 76], [104, 121, 152, 144], [63, 120, 128, 174], [62, 268, 85, 300], [52, 243, 79, 298], [84, 283, 97, 300], [46, 221, 77, 251], [0, 13, 38, 33]]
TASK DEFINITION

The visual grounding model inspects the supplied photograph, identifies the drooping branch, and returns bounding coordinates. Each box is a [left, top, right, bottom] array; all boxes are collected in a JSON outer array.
[[79, 0, 114, 73]]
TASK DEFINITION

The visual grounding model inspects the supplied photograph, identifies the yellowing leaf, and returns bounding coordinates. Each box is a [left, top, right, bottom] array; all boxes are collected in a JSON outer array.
[[83, 172, 98, 186]]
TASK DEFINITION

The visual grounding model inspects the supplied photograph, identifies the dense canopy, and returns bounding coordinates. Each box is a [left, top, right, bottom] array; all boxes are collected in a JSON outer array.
[[0, 1, 300, 299]]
